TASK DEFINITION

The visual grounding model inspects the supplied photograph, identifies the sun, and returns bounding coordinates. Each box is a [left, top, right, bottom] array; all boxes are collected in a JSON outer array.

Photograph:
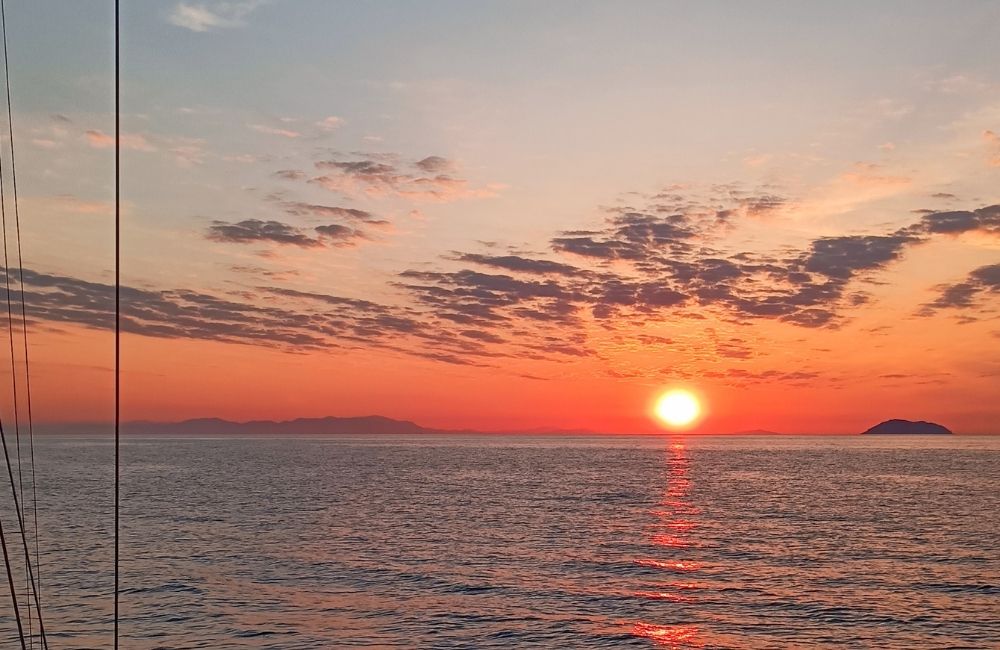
[[654, 389, 703, 429]]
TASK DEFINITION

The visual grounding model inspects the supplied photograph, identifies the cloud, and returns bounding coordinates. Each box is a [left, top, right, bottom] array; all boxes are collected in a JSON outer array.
[[400, 196, 999, 337], [801, 234, 918, 280], [4, 266, 516, 366], [918, 205, 1000, 236], [207, 219, 369, 248], [228, 265, 301, 281], [168, 1, 264, 32], [414, 156, 452, 173], [701, 368, 820, 386], [316, 116, 344, 131], [84, 130, 156, 152], [314, 224, 367, 246], [273, 201, 390, 243], [18, 164, 998, 372], [249, 123, 301, 139], [3, 267, 395, 351], [919, 264, 1000, 316], [309, 154, 502, 202], [456, 253, 580, 276], [551, 211, 698, 262], [168, 137, 207, 167], [838, 162, 911, 190], [739, 194, 786, 217], [984, 130, 1000, 167], [208, 219, 324, 247], [274, 169, 306, 181], [281, 202, 385, 223]]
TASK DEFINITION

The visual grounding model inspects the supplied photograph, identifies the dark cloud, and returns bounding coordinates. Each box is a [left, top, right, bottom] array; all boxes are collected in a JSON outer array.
[[399, 201, 999, 337], [457, 253, 580, 276], [1, 268, 555, 367], [18, 187, 1000, 373], [207, 219, 323, 247], [309, 154, 488, 201], [800, 234, 918, 280], [314, 224, 366, 245], [5, 268, 326, 348], [414, 156, 452, 173], [920, 263, 1000, 316], [919, 205, 1000, 235], [318, 160, 396, 176], [739, 194, 786, 216], [207, 219, 368, 248], [282, 202, 382, 223], [552, 211, 698, 262], [228, 265, 300, 281], [702, 368, 821, 386], [273, 169, 306, 181]]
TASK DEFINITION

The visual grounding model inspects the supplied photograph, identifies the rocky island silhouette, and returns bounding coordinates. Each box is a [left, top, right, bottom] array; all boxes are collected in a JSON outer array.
[[862, 419, 952, 434]]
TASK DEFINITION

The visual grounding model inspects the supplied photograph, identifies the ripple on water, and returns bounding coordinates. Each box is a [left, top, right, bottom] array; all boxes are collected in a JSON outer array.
[[1, 434, 997, 649]]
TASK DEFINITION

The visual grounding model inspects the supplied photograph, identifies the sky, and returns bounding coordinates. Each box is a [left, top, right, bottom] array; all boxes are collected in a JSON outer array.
[[1, 0, 998, 433]]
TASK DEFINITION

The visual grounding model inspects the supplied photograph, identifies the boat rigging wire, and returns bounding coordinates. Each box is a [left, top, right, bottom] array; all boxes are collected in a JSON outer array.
[[114, 0, 121, 647], [0, 5, 26, 645], [0, 0, 41, 629], [0, 506, 25, 650], [0, 1, 47, 646]]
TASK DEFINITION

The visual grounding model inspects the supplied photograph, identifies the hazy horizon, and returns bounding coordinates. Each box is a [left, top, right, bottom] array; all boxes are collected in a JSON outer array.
[[29, 412, 997, 435]]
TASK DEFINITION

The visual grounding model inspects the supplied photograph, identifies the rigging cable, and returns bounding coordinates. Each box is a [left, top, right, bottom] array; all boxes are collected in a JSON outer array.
[[0, 1, 46, 647], [0, 422, 43, 645], [114, 0, 121, 647], [0, 507, 25, 650], [0, 0, 41, 635], [0, 6, 26, 646]]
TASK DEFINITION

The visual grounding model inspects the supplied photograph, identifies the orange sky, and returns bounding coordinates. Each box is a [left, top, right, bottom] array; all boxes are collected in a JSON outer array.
[[2, 2, 998, 433]]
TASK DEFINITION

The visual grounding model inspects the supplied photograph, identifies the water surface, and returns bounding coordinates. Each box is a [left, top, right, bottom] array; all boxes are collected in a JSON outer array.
[[1, 434, 998, 648]]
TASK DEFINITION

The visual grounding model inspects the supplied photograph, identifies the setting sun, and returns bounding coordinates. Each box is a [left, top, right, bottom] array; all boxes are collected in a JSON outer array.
[[654, 389, 703, 429]]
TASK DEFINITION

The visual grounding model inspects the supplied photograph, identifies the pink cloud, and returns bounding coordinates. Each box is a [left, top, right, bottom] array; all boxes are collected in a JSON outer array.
[[839, 162, 911, 189], [984, 130, 1000, 167], [249, 123, 301, 138], [316, 116, 344, 131], [84, 129, 156, 151]]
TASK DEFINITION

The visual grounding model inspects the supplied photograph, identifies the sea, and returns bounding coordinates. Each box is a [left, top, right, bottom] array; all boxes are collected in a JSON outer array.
[[1, 434, 998, 649]]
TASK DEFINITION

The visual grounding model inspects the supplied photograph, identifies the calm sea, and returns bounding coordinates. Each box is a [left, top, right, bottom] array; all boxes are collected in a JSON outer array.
[[1, 434, 998, 648]]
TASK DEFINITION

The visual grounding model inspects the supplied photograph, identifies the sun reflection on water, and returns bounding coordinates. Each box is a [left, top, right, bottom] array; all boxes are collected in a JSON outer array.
[[632, 622, 704, 648], [632, 439, 704, 647]]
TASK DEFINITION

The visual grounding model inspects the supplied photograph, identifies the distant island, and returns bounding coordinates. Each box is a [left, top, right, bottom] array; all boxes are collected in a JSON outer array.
[[108, 416, 596, 436], [39, 416, 959, 436], [123, 415, 438, 436], [862, 419, 952, 435]]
